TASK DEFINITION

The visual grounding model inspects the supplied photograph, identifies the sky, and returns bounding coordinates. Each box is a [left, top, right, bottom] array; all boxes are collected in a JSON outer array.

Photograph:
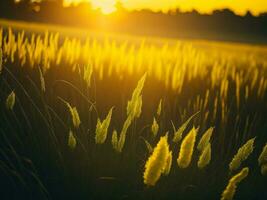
[[62, 0, 267, 15]]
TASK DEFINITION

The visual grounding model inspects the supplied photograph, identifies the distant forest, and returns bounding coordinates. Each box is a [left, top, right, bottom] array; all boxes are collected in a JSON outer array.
[[1, 0, 267, 44]]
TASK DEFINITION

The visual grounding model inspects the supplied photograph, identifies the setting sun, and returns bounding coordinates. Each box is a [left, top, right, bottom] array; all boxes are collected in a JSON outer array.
[[91, 0, 117, 14], [63, 0, 117, 14]]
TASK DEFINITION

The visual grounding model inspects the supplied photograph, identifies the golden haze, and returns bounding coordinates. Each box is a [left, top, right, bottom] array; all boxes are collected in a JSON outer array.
[[62, 0, 267, 15]]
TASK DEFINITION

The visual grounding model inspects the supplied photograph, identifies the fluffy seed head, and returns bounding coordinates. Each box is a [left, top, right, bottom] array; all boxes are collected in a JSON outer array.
[[6, 91, 16, 110], [177, 127, 197, 168], [157, 99, 162, 116], [229, 137, 255, 171], [221, 167, 249, 200], [144, 135, 169, 186], [68, 130, 77, 150], [151, 117, 159, 138], [197, 143, 211, 169], [260, 164, 267, 176], [162, 150, 172, 175], [95, 107, 113, 144], [258, 143, 267, 166], [173, 111, 199, 143], [197, 127, 214, 152]]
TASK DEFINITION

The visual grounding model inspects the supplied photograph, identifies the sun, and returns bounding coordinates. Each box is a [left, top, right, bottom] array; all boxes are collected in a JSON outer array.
[[101, 4, 116, 14], [63, 0, 117, 14], [91, 0, 117, 15]]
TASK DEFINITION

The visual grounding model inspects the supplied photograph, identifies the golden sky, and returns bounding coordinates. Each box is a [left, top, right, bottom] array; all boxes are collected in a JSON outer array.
[[63, 0, 267, 15]]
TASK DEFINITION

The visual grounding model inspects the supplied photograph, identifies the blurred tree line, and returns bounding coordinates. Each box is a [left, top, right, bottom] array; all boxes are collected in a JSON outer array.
[[0, 0, 267, 43]]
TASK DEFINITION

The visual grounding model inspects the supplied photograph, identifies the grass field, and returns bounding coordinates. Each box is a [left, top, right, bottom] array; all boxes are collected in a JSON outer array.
[[0, 19, 267, 200]]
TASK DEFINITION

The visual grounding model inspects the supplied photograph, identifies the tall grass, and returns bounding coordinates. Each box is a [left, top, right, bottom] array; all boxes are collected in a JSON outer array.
[[221, 167, 249, 200], [229, 138, 255, 172], [143, 134, 170, 186], [0, 26, 266, 199], [177, 127, 197, 168], [6, 90, 15, 110], [95, 107, 113, 144]]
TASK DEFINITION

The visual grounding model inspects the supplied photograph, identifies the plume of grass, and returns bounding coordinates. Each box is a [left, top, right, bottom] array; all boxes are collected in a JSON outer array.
[[177, 127, 197, 168], [221, 167, 249, 200], [151, 117, 159, 138], [68, 106, 81, 129], [143, 135, 169, 186], [127, 94, 143, 119], [83, 63, 93, 87], [6, 91, 15, 110], [134, 95, 143, 118], [38, 67, 46, 92], [60, 98, 81, 128], [162, 150, 172, 175], [127, 73, 146, 119], [0, 47, 2, 74], [197, 143, 211, 169], [258, 143, 267, 166], [157, 99, 162, 116], [95, 107, 113, 144], [68, 130, 77, 150], [258, 143, 267, 175], [229, 137, 255, 172], [197, 127, 214, 152], [0, 28, 2, 49], [112, 74, 146, 152], [140, 137, 153, 154], [116, 116, 132, 152], [172, 111, 199, 143], [260, 164, 267, 175], [112, 116, 132, 153], [111, 130, 118, 150]]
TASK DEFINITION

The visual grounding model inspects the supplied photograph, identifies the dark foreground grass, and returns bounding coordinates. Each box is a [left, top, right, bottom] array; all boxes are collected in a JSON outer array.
[[0, 58, 266, 200]]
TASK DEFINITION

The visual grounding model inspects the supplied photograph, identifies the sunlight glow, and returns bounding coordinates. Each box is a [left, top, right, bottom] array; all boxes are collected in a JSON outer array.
[[61, 0, 267, 15], [91, 0, 117, 14], [63, 0, 117, 14]]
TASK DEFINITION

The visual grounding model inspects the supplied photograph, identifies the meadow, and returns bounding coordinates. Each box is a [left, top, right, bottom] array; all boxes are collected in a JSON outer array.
[[0, 20, 267, 199]]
